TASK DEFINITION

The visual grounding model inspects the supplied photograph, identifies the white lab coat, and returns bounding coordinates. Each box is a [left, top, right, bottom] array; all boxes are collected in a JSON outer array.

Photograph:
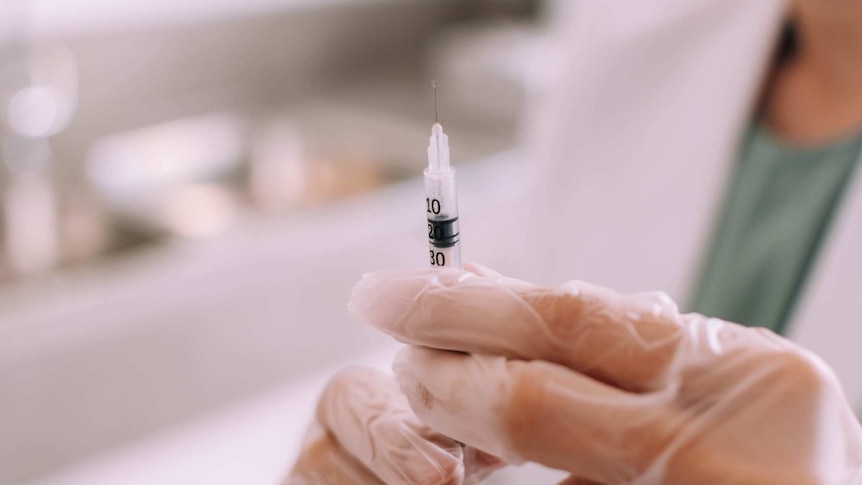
[[524, 0, 862, 411]]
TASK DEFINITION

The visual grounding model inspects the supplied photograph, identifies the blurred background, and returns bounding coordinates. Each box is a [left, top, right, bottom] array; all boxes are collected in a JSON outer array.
[[0, 0, 565, 483]]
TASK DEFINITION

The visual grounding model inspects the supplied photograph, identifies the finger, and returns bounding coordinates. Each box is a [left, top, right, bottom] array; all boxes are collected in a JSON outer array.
[[461, 261, 504, 277], [287, 421, 385, 484], [393, 347, 678, 484], [314, 366, 502, 485], [350, 267, 685, 391]]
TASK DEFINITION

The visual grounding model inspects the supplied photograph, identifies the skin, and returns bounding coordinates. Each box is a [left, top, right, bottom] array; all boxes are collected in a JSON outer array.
[[764, 0, 862, 145]]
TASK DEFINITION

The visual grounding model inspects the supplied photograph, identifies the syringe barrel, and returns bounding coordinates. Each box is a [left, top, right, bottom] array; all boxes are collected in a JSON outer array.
[[424, 168, 461, 268]]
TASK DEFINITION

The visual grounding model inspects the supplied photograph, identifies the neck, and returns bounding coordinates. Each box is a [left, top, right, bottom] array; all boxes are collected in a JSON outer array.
[[763, 5, 862, 143], [793, 6, 862, 87]]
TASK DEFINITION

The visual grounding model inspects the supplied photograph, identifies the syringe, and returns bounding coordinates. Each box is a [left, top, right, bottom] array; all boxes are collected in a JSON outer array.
[[425, 82, 461, 268]]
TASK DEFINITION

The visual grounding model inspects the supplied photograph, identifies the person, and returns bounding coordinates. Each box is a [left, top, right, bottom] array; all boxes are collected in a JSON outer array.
[[289, 0, 862, 482]]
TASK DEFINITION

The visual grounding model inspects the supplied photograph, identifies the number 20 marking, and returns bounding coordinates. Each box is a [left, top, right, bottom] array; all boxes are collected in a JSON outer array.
[[428, 223, 444, 240]]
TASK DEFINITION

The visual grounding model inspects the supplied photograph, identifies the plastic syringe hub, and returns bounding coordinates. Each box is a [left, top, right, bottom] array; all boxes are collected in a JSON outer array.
[[427, 123, 450, 173]]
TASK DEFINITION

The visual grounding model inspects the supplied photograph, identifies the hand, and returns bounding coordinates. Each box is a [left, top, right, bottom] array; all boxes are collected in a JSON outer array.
[[286, 366, 502, 485], [349, 265, 862, 484]]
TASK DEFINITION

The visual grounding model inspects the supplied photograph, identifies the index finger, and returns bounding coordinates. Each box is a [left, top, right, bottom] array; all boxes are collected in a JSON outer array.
[[349, 267, 686, 391]]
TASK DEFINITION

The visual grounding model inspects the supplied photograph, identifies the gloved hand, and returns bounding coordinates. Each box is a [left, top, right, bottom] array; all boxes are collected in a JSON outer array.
[[287, 366, 502, 484], [348, 265, 862, 484]]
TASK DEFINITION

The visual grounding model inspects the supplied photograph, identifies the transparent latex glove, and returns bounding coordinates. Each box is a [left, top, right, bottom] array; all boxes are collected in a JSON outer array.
[[349, 264, 862, 485], [286, 366, 503, 484]]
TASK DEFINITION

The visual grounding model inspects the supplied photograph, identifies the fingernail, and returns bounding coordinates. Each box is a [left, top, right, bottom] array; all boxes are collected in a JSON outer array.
[[348, 270, 428, 334], [346, 272, 375, 319]]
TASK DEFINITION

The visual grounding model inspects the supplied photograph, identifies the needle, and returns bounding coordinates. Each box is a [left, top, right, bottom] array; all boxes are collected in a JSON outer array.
[[432, 80, 438, 124]]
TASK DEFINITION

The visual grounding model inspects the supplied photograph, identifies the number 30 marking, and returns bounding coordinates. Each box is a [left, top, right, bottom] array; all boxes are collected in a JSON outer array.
[[429, 250, 445, 266]]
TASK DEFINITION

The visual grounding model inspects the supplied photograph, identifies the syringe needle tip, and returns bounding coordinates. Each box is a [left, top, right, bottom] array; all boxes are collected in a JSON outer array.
[[432, 80, 438, 124]]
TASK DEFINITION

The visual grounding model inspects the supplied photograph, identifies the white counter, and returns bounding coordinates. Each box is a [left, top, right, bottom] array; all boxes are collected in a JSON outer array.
[[27, 347, 565, 485]]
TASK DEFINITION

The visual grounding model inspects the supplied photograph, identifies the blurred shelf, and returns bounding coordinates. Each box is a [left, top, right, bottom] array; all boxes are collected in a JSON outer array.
[[28, 0, 449, 39]]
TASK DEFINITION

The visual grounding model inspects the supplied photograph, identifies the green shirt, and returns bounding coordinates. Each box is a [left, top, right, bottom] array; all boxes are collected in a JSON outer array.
[[688, 123, 862, 334]]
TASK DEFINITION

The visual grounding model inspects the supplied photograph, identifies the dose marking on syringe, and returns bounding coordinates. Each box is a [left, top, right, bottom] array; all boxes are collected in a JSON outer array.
[[427, 202, 459, 248], [426, 192, 460, 266]]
